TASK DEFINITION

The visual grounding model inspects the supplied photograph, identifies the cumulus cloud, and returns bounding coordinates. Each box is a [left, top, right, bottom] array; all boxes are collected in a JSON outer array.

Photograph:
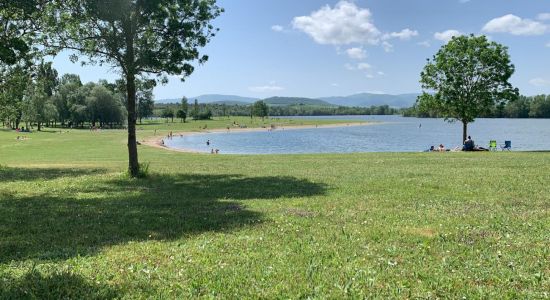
[[529, 78, 550, 87], [292, 1, 381, 45], [271, 25, 284, 32], [346, 47, 367, 60], [537, 13, 550, 21], [383, 28, 419, 41], [434, 30, 462, 42], [482, 14, 547, 35]]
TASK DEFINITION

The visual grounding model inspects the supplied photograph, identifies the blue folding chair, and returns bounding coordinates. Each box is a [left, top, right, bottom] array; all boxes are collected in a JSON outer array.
[[501, 140, 512, 151]]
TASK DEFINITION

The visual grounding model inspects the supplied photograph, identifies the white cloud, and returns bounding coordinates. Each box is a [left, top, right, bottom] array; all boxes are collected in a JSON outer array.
[[377, 71, 385, 76], [417, 40, 431, 47], [546, 42, 550, 48], [345, 62, 372, 71], [482, 14, 547, 36], [357, 63, 371, 70], [331, 83, 340, 87], [537, 13, 550, 21], [382, 41, 394, 52], [529, 78, 550, 87], [459, 0, 471, 3], [366, 74, 374, 79], [271, 25, 284, 32], [345, 47, 367, 60], [383, 28, 419, 41], [434, 30, 462, 42], [292, 1, 381, 45], [249, 84, 285, 93]]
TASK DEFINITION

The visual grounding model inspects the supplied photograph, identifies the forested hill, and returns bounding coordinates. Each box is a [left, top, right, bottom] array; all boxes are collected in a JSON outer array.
[[262, 97, 335, 107]]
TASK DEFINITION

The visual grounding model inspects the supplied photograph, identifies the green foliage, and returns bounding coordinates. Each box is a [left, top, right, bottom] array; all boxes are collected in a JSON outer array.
[[0, 0, 42, 64], [252, 100, 269, 119], [176, 109, 187, 122], [418, 35, 518, 141]]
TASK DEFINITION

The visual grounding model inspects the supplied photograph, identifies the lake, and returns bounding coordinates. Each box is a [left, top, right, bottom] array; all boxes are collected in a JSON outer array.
[[164, 116, 550, 154]]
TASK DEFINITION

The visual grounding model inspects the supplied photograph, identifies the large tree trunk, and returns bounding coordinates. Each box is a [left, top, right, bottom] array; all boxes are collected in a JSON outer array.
[[125, 19, 139, 178], [462, 121, 468, 144], [126, 72, 139, 177]]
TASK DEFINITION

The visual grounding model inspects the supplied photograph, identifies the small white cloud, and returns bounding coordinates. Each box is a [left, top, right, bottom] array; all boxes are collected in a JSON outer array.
[[382, 41, 394, 52], [434, 30, 462, 42], [271, 25, 284, 32], [366, 74, 374, 79], [249, 84, 285, 92], [357, 63, 371, 70], [346, 47, 367, 60], [417, 40, 431, 47], [537, 13, 550, 21], [345, 62, 372, 71], [482, 14, 547, 36], [292, 1, 381, 45], [459, 0, 471, 3], [377, 71, 385, 76], [331, 83, 340, 87], [383, 28, 419, 41], [529, 78, 550, 87]]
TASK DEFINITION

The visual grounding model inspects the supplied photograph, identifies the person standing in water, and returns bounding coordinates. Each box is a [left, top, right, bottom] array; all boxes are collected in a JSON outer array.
[[206, 139, 210, 146]]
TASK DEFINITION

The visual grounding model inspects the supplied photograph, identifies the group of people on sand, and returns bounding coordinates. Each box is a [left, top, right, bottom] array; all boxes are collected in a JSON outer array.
[[427, 136, 489, 152]]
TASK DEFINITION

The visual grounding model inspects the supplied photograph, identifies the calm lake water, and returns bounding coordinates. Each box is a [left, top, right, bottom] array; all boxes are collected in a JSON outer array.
[[164, 116, 550, 154]]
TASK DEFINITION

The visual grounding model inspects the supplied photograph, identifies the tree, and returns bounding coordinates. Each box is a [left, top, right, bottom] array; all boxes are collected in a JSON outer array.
[[418, 35, 518, 143], [176, 109, 186, 122], [42, 0, 223, 177], [180, 96, 188, 122], [161, 107, 174, 122], [22, 80, 57, 131], [136, 81, 154, 124], [192, 99, 199, 120], [252, 100, 269, 120]]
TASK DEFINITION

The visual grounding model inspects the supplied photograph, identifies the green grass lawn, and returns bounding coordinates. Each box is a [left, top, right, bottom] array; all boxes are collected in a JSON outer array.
[[0, 117, 548, 299]]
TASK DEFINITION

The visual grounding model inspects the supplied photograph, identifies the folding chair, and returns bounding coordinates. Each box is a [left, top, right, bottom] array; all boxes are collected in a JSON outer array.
[[501, 140, 512, 151], [489, 140, 497, 151]]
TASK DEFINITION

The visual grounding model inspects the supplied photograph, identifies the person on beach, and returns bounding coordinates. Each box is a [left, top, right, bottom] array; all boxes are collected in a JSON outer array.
[[438, 144, 446, 152], [463, 136, 475, 151]]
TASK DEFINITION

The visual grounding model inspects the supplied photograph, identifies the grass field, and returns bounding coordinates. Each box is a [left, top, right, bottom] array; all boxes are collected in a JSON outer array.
[[0, 117, 548, 299]]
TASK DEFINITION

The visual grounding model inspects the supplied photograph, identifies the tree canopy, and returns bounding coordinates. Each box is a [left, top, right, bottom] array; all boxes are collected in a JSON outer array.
[[418, 35, 519, 143]]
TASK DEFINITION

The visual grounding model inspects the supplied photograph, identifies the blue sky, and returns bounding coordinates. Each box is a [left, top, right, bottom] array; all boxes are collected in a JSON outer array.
[[51, 0, 550, 100]]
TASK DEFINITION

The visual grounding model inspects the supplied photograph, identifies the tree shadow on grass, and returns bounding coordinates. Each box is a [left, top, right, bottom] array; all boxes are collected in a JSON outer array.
[[0, 171, 327, 263], [0, 166, 106, 183], [0, 270, 119, 299]]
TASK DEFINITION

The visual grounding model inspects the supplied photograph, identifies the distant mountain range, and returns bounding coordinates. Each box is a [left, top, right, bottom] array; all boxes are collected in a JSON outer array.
[[263, 97, 335, 107], [156, 93, 420, 108]]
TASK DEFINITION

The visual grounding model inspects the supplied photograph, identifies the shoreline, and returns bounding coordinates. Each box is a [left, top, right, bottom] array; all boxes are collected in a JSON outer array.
[[141, 122, 372, 154]]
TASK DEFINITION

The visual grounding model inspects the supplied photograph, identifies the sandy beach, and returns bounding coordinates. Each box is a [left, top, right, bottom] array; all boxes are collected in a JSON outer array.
[[142, 122, 372, 154]]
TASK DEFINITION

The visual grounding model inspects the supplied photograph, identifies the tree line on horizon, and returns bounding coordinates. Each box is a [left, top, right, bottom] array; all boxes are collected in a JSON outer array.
[[404, 94, 550, 119], [0, 62, 156, 130]]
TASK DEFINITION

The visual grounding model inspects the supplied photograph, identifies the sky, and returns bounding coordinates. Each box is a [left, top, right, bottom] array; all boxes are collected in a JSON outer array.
[[51, 0, 550, 100]]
